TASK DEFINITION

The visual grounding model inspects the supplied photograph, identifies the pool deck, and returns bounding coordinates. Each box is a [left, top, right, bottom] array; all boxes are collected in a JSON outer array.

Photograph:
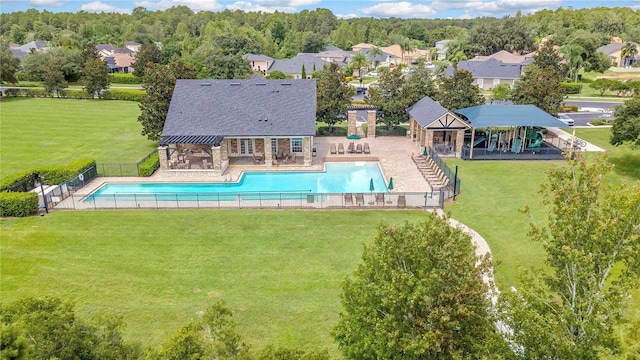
[[74, 136, 431, 196]]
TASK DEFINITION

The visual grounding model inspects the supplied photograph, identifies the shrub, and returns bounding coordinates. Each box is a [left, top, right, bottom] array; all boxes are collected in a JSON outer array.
[[374, 125, 409, 136], [0, 192, 38, 217], [16, 72, 41, 82], [589, 119, 615, 126], [138, 152, 159, 177], [316, 126, 347, 136], [0, 170, 38, 193], [60, 89, 95, 99], [109, 73, 143, 84], [103, 89, 144, 102], [561, 104, 580, 113], [561, 82, 582, 94], [0, 159, 95, 192]]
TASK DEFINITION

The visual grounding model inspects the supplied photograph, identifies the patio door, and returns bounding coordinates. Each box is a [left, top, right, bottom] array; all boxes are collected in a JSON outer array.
[[239, 138, 254, 155]]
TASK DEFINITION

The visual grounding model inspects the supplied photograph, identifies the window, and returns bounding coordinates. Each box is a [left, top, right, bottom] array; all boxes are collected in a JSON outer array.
[[239, 138, 253, 155], [271, 138, 278, 154], [493, 78, 501, 86], [291, 138, 303, 153], [477, 78, 484, 88]]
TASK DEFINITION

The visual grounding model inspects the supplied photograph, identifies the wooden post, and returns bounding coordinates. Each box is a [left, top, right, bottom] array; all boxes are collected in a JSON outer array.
[[469, 129, 476, 159]]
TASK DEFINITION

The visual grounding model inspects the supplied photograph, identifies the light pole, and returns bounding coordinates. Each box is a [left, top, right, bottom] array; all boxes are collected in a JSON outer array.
[[34, 172, 48, 214]]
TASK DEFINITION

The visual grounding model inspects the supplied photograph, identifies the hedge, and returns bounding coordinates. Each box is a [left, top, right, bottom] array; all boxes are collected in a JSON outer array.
[[0, 192, 39, 217], [102, 89, 144, 102], [561, 82, 582, 94], [109, 73, 143, 84], [316, 126, 348, 136], [0, 158, 96, 192], [138, 152, 159, 176]]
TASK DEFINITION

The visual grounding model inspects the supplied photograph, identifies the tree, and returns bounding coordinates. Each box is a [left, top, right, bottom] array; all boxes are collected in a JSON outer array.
[[511, 41, 566, 114], [559, 43, 587, 82], [0, 41, 20, 84], [81, 57, 110, 97], [437, 69, 485, 111], [333, 216, 504, 359], [266, 70, 288, 79], [315, 63, 354, 132], [365, 67, 409, 130], [349, 51, 368, 79], [402, 61, 437, 100], [498, 155, 640, 358], [138, 60, 197, 141], [611, 95, 640, 147], [590, 78, 615, 96], [621, 42, 638, 68], [301, 64, 306, 79], [367, 46, 383, 68], [397, 36, 416, 64], [132, 42, 162, 77], [42, 63, 67, 97], [23, 47, 83, 82], [490, 83, 512, 103], [301, 32, 325, 53], [203, 53, 252, 79]]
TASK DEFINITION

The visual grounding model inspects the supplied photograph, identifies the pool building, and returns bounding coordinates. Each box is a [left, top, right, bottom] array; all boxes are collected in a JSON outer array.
[[158, 76, 317, 176]]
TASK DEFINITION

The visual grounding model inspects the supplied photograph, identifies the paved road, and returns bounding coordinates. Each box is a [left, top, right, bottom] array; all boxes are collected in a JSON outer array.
[[565, 112, 614, 126], [565, 100, 621, 109]]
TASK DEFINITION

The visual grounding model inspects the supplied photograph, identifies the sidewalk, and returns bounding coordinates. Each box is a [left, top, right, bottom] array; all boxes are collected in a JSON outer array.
[[546, 127, 605, 152]]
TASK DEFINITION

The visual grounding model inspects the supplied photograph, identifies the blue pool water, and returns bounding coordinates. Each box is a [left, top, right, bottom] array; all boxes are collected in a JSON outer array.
[[88, 162, 387, 201]]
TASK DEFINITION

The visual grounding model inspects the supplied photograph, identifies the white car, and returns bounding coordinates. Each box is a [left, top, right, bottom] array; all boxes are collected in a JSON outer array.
[[367, 71, 378, 76], [556, 113, 574, 126]]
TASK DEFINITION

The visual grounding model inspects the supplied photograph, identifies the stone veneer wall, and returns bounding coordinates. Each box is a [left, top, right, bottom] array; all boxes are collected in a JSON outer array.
[[366, 110, 376, 137], [347, 110, 357, 135]]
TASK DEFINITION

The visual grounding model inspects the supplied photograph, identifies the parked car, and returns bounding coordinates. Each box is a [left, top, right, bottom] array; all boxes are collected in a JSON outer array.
[[367, 71, 378, 76], [556, 113, 574, 126]]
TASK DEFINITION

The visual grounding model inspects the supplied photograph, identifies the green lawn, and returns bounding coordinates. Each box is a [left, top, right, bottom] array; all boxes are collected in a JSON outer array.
[[0, 210, 427, 353], [0, 97, 157, 176]]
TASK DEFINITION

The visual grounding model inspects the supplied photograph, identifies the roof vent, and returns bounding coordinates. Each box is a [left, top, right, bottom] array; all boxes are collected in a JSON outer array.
[[230, 82, 241, 86], [281, 82, 292, 86], [200, 83, 211, 86]]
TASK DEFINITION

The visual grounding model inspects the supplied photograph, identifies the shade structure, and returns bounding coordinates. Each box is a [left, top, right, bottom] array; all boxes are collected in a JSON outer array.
[[388, 177, 394, 191], [369, 178, 375, 192], [347, 134, 362, 140], [455, 104, 570, 128]]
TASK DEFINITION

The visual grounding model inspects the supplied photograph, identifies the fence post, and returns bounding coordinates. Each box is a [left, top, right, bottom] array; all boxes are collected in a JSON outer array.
[[453, 165, 458, 201]]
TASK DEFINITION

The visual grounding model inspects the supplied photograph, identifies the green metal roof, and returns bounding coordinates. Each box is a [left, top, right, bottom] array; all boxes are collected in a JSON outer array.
[[455, 105, 570, 128]]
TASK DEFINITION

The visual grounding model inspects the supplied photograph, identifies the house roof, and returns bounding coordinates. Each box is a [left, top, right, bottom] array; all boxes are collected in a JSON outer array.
[[445, 58, 524, 79], [268, 53, 330, 74], [357, 48, 395, 62], [161, 78, 317, 142], [125, 41, 141, 46], [243, 53, 274, 61], [352, 43, 375, 51], [96, 44, 117, 53], [10, 40, 49, 58], [596, 42, 639, 55], [455, 105, 569, 128], [407, 96, 453, 127], [470, 50, 532, 64]]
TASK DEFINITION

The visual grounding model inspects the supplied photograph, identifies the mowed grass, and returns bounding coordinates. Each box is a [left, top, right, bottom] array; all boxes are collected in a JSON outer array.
[[0, 209, 427, 352], [0, 97, 157, 176]]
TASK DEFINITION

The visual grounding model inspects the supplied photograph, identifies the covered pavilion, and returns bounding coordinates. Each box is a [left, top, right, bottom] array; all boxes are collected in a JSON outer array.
[[454, 104, 573, 160]]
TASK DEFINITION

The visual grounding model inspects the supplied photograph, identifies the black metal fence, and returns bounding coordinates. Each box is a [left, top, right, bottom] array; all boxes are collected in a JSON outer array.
[[38, 165, 99, 209], [429, 147, 461, 200], [56, 190, 448, 210], [95, 150, 157, 177]]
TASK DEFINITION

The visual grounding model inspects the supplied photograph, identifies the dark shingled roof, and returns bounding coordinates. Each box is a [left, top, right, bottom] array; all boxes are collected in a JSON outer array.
[[407, 96, 453, 127], [268, 53, 330, 74], [243, 53, 274, 61], [161, 78, 317, 141], [445, 58, 524, 79]]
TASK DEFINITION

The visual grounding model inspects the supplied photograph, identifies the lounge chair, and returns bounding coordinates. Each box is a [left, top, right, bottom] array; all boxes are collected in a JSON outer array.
[[355, 193, 365, 206], [347, 142, 355, 153], [338, 143, 345, 154], [397, 195, 406, 208], [330, 143, 337, 154], [356, 144, 363, 154], [344, 193, 353, 205], [363, 143, 370, 154], [375, 193, 384, 205]]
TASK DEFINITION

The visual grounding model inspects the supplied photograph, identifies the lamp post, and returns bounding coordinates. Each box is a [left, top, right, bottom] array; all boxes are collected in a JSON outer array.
[[34, 172, 48, 214]]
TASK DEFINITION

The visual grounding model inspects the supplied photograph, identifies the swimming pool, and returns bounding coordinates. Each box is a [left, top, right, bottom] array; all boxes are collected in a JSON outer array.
[[87, 162, 388, 202]]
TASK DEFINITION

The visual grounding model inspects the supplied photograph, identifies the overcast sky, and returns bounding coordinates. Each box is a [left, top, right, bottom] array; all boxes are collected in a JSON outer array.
[[1, 0, 638, 19]]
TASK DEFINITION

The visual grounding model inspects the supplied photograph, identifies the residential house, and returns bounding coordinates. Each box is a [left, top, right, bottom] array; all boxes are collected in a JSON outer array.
[[124, 41, 142, 54], [468, 50, 534, 64], [95, 44, 135, 57], [158, 76, 317, 174], [597, 41, 640, 67], [378, 44, 430, 65], [243, 53, 275, 75], [312, 45, 351, 64], [445, 58, 528, 90], [267, 53, 330, 79], [407, 96, 470, 157], [352, 43, 376, 52], [358, 47, 398, 69], [104, 53, 135, 73], [9, 40, 49, 59], [435, 40, 451, 61]]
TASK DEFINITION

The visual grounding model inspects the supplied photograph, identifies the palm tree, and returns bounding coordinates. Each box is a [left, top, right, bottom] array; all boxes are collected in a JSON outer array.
[[621, 42, 638, 68], [559, 44, 586, 82], [368, 46, 383, 69], [398, 37, 416, 65], [350, 51, 368, 79]]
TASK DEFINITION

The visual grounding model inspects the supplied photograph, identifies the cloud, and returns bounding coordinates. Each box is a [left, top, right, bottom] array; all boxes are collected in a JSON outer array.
[[134, 0, 223, 11], [225, 1, 296, 12], [474, 0, 562, 15], [30, 0, 63, 6], [360, 1, 436, 18], [336, 13, 359, 19], [254, 0, 321, 5], [80, 1, 131, 13]]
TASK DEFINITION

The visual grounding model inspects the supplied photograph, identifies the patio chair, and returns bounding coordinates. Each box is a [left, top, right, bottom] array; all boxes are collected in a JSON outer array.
[[330, 143, 337, 154], [356, 144, 363, 154], [344, 193, 353, 205], [363, 143, 371, 154], [356, 193, 365, 206], [397, 195, 406, 208], [338, 143, 345, 154], [375, 193, 384, 205], [347, 142, 355, 153]]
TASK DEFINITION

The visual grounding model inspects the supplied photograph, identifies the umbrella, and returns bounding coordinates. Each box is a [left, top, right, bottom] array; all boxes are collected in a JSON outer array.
[[387, 177, 394, 191], [347, 134, 362, 140], [369, 178, 375, 192], [423, 146, 428, 157]]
